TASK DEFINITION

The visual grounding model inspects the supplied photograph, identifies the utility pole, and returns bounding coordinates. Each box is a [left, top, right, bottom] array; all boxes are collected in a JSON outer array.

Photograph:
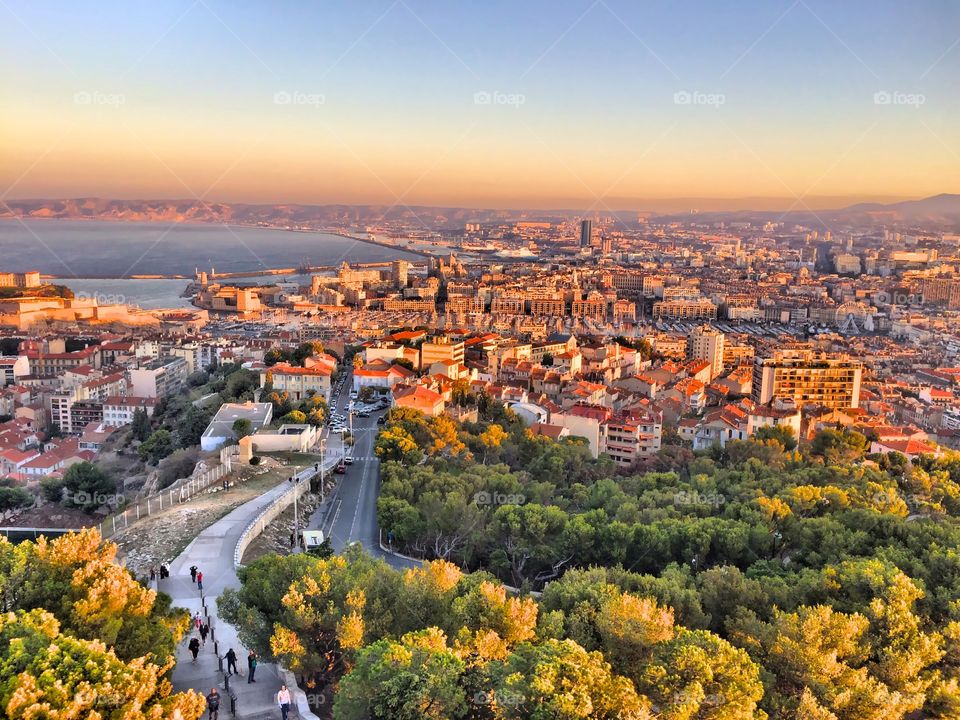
[[292, 471, 300, 554]]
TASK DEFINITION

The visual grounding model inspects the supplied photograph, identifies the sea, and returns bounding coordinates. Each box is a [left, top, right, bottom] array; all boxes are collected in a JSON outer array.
[[0, 219, 423, 309]]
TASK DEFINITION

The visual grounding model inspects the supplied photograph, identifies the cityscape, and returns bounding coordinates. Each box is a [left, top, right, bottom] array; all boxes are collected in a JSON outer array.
[[1, 1, 960, 719]]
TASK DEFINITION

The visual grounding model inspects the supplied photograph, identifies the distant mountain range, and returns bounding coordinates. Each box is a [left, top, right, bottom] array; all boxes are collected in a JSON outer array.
[[2, 194, 959, 230]]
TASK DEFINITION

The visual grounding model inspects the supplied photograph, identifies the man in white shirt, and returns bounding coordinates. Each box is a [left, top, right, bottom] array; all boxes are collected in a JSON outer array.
[[277, 684, 292, 720]]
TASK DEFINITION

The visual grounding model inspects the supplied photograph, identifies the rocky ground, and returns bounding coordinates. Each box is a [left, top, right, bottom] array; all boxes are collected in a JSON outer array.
[[111, 455, 309, 579], [240, 489, 323, 563]]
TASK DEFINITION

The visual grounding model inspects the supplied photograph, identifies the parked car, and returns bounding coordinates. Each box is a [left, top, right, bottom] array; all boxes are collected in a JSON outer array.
[[334, 463, 346, 474]]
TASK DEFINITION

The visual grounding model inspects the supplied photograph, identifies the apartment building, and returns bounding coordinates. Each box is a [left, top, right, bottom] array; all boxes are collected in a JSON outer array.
[[129, 356, 188, 398], [529, 297, 566, 316], [653, 299, 717, 320], [420, 337, 465, 370], [103, 395, 157, 426], [263, 362, 333, 401], [752, 350, 862, 409], [688, 325, 725, 381], [600, 411, 662, 467]]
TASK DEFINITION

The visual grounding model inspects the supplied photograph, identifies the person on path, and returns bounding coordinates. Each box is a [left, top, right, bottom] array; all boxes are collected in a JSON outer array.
[[194, 612, 201, 630], [247, 650, 257, 683], [149, 566, 156, 582], [225, 647, 239, 676], [160, 564, 169, 579], [206, 688, 220, 720], [197, 570, 203, 591], [188, 637, 200, 662], [190, 565, 198, 583], [199, 622, 209, 646], [277, 684, 292, 720]]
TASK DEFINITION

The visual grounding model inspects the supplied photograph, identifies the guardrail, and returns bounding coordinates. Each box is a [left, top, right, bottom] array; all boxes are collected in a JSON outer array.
[[233, 453, 341, 568]]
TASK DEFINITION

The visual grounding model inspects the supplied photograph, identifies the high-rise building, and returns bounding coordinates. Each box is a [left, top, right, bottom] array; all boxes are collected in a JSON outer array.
[[752, 350, 862, 409], [391, 260, 410, 289], [580, 219, 592, 248], [688, 325, 725, 380]]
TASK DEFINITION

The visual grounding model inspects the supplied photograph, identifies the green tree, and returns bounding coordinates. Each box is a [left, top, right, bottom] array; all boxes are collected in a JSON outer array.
[[0, 486, 32, 511], [138, 428, 175, 464], [177, 404, 212, 447], [280, 410, 307, 424], [486, 638, 652, 719], [376, 426, 422, 464], [130, 406, 152, 442], [62, 462, 115, 510], [0, 609, 204, 720], [753, 424, 798, 451], [335, 628, 468, 720], [232, 417, 253, 440]]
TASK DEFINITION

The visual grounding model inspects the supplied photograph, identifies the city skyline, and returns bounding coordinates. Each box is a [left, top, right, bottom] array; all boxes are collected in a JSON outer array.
[[3, 0, 959, 209]]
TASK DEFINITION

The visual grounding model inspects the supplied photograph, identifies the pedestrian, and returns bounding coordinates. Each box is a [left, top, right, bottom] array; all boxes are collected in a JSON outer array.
[[277, 684, 292, 720], [225, 647, 239, 676], [289, 531, 295, 548], [199, 622, 209, 646], [193, 612, 201, 630], [206, 687, 220, 720], [149, 566, 156, 582], [160, 564, 169, 579], [247, 649, 257, 683], [190, 565, 198, 584], [197, 570, 203, 591], [188, 637, 200, 662]]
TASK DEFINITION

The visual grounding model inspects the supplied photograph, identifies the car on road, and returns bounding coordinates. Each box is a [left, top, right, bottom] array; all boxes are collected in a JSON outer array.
[[344, 455, 354, 465], [376, 415, 386, 425], [334, 462, 346, 474]]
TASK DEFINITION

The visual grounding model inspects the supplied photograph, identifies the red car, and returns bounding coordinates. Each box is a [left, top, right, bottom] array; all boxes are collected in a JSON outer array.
[[334, 462, 346, 474]]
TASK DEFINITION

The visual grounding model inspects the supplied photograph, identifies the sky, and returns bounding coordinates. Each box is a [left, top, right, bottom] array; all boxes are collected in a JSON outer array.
[[2, 0, 959, 211]]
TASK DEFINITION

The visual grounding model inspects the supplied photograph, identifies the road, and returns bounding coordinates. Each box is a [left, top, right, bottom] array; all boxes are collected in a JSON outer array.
[[308, 369, 417, 570]]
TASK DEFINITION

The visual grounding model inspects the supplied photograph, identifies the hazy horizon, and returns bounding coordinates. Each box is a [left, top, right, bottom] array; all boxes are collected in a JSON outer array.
[[2, 193, 944, 216], [3, 1, 958, 209]]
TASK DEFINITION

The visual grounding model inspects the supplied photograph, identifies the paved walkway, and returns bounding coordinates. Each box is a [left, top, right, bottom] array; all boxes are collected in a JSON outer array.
[[161, 463, 323, 719]]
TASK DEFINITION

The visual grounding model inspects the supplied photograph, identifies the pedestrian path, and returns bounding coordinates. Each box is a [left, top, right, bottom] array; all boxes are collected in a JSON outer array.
[[161, 464, 323, 719]]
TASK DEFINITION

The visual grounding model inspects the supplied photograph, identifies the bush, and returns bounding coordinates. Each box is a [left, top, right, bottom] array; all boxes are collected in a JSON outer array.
[[40, 476, 66, 503]]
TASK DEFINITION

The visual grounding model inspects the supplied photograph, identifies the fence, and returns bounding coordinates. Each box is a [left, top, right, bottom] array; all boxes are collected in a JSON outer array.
[[98, 444, 240, 539]]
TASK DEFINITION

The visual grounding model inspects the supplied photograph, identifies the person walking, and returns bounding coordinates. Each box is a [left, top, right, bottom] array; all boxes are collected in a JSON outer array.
[[199, 621, 209, 646], [196, 570, 204, 591], [247, 650, 257, 683], [188, 637, 201, 662], [277, 684, 292, 720], [205, 688, 221, 720], [225, 647, 239, 676], [190, 565, 198, 584], [194, 612, 202, 630]]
